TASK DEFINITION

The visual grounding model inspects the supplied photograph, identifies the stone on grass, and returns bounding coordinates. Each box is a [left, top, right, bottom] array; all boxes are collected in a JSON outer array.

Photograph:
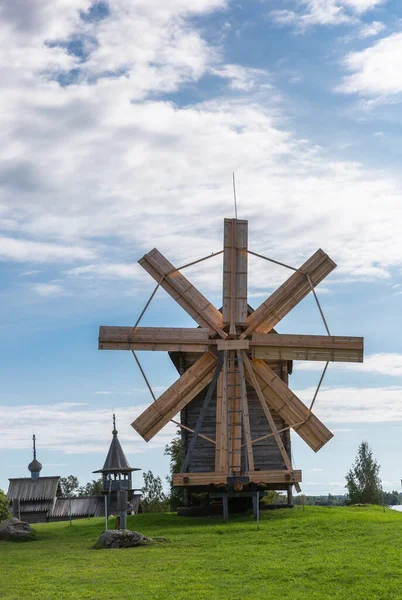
[[94, 529, 153, 549], [0, 518, 35, 542]]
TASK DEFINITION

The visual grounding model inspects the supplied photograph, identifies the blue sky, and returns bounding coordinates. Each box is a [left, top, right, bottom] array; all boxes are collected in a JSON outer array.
[[1, 0, 402, 496]]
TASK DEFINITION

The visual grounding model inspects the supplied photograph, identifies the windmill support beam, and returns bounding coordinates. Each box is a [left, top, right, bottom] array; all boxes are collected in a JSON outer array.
[[240, 249, 336, 339], [222, 218, 248, 330], [251, 333, 363, 363], [173, 470, 302, 487], [247, 359, 333, 452], [139, 249, 227, 338], [132, 352, 218, 441], [99, 326, 210, 352]]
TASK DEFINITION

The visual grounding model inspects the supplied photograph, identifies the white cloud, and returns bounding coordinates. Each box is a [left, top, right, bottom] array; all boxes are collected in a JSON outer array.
[[270, 0, 385, 30], [32, 282, 65, 297], [1, 0, 402, 297], [65, 263, 141, 280], [297, 384, 402, 423], [338, 32, 402, 97], [359, 20, 385, 38], [0, 237, 95, 263], [297, 353, 402, 377], [211, 64, 271, 91], [342, 0, 385, 12], [0, 402, 176, 454]]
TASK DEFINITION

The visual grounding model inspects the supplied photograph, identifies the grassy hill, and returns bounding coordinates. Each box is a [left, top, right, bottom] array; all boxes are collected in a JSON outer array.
[[1, 506, 402, 599]]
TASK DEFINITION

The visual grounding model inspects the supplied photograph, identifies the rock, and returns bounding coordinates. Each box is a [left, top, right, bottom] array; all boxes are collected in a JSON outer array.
[[0, 518, 35, 541], [94, 529, 153, 549]]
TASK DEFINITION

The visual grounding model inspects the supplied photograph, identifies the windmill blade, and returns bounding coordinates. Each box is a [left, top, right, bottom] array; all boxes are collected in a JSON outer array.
[[139, 249, 226, 338], [251, 333, 363, 363], [246, 359, 333, 452], [132, 351, 217, 441], [99, 326, 210, 352], [240, 249, 336, 339], [222, 218, 248, 333]]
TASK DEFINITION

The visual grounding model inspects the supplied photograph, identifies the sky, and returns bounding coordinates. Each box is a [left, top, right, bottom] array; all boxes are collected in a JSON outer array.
[[1, 0, 402, 497]]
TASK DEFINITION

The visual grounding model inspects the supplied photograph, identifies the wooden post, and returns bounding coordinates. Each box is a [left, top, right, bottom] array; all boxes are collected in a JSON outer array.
[[222, 495, 229, 521], [287, 485, 293, 506], [12, 499, 20, 520], [252, 492, 260, 527], [104, 495, 108, 530], [117, 490, 127, 530]]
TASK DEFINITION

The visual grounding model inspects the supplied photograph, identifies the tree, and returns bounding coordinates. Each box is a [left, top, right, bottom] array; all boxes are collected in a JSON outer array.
[[345, 441, 382, 505], [141, 470, 168, 512], [164, 433, 184, 509], [0, 489, 10, 522], [60, 475, 79, 497], [77, 478, 103, 496]]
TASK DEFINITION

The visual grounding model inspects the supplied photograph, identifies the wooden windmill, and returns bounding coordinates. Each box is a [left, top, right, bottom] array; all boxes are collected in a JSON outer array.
[[99, 218, 363, 498]]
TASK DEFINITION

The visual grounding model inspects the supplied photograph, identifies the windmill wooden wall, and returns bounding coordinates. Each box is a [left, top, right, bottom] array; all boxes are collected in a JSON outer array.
[[170, 351, 293, 488]]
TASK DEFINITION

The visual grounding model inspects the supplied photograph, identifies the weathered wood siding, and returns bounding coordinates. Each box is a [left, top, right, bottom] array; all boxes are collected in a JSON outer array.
[[170, 352, 291, 474]]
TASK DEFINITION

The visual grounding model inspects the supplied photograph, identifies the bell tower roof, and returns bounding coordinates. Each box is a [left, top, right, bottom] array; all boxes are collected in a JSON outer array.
[[93, 414, 140, 474]]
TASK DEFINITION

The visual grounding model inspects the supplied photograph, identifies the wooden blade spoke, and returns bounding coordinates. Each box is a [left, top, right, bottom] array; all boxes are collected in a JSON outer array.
[[223, 219, 248, 332], [132, 352, 217, 441], [99, 326, 210, 352], [139, 249, 226, 338], [247, 359, 333, 452], [251, 333, 364, 363], [240, 249, 336, 339]]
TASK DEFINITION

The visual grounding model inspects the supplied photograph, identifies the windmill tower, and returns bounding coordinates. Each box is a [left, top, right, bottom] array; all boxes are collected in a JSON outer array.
[[99, 218, 363, 508]]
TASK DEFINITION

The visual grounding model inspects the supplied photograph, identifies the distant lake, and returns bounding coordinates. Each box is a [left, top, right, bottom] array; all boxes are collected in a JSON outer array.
[[390, 505, 402, 512]]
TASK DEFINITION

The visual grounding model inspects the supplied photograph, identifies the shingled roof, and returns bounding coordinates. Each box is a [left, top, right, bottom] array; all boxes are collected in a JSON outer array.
[[93, 416, 140, 474], [7, 476, 62, 501]]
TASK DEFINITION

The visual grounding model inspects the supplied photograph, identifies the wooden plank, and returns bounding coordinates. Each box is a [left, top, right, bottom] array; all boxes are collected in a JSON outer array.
[[247, 359, 333, 452], [227, 350, 242, 472], [173, 469, 302, 486], [214, 356, 229, 474], [241, 352, 300, 492], [99, 326, 210, 352], [240, 249, 336, 339], [214, 371, 224, 472], [237, 351, 254, 471], [216, 340, 249, 351], [251, 333, 363, 362], [171, 419, 216, 445], [222, 219, 248, 328], [139, 248, 226, 338], [132, 352, 217, 441], [181, 353, 224, 472]]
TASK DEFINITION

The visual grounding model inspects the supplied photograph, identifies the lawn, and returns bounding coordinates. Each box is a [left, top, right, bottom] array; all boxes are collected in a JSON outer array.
[[1, 506, 402, 600]]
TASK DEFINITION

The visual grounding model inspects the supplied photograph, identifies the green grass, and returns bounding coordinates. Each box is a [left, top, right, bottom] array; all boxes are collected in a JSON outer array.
[[1, 506, 402, 599]]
